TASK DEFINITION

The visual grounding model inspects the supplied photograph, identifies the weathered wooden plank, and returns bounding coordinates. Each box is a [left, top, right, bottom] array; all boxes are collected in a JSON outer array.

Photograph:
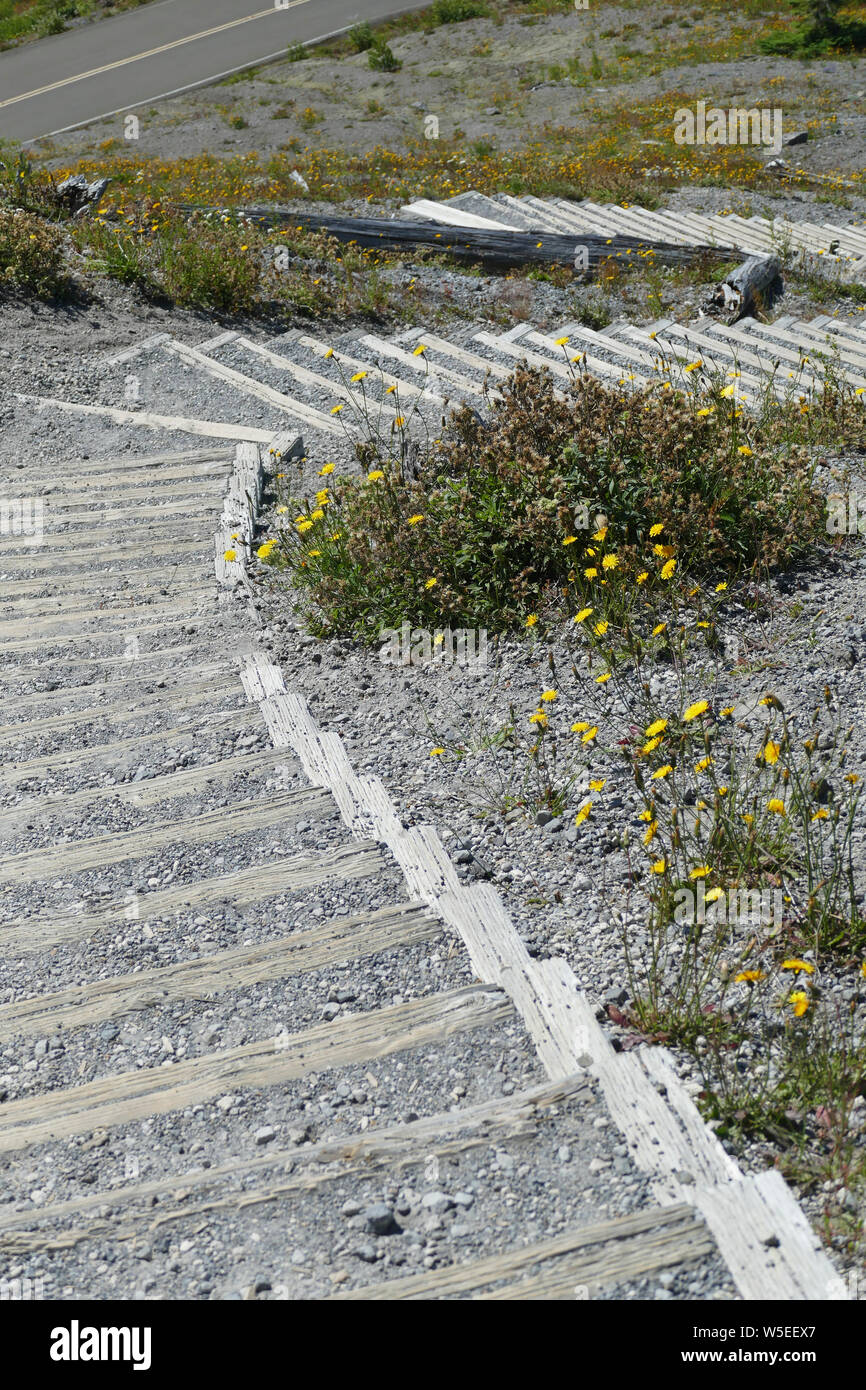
[[0, 707, 254, 782], [0, 1075, 586, 1254], [0, 787, 334, 885], [333, 1204, 708, 1300], [231, 208, 724, 270], [293, 333, 446, 404], [0, 986, 512, 1154], [157, 338, 345, 436], [0, 841, 385, 954], [0, 903, 438, 1042], [13, 393, 277, 443]]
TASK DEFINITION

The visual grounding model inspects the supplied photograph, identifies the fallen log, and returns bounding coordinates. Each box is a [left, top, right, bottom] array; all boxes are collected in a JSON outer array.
[[705, 253, 783, 322], [178, 205, 728, 273]]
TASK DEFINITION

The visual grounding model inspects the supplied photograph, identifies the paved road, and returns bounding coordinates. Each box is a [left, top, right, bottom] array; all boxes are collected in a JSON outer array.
[[0, 0, 433, 145]]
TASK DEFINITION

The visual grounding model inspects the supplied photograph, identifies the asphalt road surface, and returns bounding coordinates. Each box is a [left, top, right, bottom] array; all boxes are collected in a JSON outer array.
[[0, 0, 434, 144]]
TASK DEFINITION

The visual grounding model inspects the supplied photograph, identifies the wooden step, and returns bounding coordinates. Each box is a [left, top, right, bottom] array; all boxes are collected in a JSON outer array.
[[0, 746, 285, 835], [0, 985, 512, 1154], [357, 333, 487, 398], [334, 1203, 712, 1300], [0, 673, 230, 740], [0, 590, 212, 639], [0, 839, 384, 954], [0, 902, 438, 1042], [293, 332, 446, 405], [14, 393, 278, 445], [0, 706, 253, 781], [232, 336, 400, 418], [0, 785, 335, 885], [156, 338, 345, 436], [0, 1076, 585, 1255]]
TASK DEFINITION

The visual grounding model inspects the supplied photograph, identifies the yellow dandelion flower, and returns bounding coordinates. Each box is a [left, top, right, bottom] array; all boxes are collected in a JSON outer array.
[[425, 577, 437, 589], [575, 802, 592, 825], [541, 689, 558, 702], [651, 859, 666, 874], [368, 470, 385, 481], [636, 571, 649, 585], [660, 558, 676, 580], [735, 970, 765, 984], [407, 514, 424, 526], [223, 549, 237, 562], [589, 779, 606, 792], [602, 554, 619, 570], [789, 990, 810, 1017], [689, 865, 710, 880], [782, 959, 814, 975], [574, 607, 593, 623], [430, 747, 445, 757], [646, 719, 667, 737], [651, 764, 673, 780], [526, 614, 538, 628], [683, 700, 709, 722]]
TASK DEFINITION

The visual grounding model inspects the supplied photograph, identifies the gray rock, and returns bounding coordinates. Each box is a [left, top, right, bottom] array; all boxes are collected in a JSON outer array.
[[421, 1191, 454, 1213], [365, 1203, 400, 1236], [254, 1126, 276, 1146]]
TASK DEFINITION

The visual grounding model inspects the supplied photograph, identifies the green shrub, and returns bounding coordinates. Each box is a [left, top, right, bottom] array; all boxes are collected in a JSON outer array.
[[430, 0, 490, 21], [760, 0, 866, 54], [368, 40, 401, 72], [263, 366, 826, 639], [0, 208, 68, 297], [348, 21, 375, 52], [157, 218, 263, 314]]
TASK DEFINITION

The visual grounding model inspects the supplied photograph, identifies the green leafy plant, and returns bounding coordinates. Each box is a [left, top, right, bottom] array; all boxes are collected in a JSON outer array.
[[368, 40, 402, 72]]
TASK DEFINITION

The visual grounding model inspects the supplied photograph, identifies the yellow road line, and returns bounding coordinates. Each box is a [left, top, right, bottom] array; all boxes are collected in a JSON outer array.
[[0, 0, 314, 109]]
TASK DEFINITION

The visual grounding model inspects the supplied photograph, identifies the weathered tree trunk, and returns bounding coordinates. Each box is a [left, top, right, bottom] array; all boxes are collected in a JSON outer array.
[[224, 208, 728, 273], [706, 254, 783, 322]]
